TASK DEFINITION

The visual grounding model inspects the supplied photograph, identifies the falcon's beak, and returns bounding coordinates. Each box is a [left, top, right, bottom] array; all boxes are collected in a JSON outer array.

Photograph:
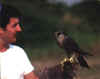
[[54, 32, 59, 37]]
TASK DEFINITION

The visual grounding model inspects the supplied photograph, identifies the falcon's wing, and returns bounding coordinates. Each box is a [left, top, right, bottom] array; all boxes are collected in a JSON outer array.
[[63, 36, 80, 52]]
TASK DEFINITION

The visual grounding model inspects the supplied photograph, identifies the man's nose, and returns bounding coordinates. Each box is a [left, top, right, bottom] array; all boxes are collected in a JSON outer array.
[[16, 24, 22, 32]]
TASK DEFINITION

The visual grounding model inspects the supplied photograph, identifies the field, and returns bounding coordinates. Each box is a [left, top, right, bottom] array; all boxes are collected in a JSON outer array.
[[31, 54, 100, 79], [27, 41, 100, 79]]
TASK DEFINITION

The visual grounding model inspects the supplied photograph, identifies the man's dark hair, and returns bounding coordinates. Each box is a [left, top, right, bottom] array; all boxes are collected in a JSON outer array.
[[0, 3, 22, 29]]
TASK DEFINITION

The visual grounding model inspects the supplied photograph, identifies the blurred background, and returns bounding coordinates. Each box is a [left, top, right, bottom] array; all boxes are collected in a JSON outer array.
[[1, 0, 100, 79]]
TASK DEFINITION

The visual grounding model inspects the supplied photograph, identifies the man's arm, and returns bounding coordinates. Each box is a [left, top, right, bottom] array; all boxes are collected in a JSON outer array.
[[24, 71, 39, 79]]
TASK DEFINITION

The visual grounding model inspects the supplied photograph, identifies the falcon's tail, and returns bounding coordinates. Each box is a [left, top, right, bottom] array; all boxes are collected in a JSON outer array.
[[79, 49, 93, 56], [77, 55, 90, 69]]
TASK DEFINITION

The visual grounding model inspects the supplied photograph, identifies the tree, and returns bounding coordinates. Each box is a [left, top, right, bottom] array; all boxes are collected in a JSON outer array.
[[70, 0, 100, 33]]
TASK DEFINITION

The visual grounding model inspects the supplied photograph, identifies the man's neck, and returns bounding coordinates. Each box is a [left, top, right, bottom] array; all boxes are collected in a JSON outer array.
[[0, 48, 8, 52], [0, 39, 9, 53]]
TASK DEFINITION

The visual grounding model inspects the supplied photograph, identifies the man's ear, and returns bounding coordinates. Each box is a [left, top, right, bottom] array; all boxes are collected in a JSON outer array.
[[0, 27, 4, 34]]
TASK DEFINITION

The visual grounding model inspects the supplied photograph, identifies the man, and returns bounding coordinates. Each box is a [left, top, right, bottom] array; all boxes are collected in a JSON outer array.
[[0, 4, 38, 79]]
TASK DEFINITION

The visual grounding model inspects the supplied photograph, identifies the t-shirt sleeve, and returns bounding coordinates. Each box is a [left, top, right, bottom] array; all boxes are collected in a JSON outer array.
[[20, 49, 35, 75]]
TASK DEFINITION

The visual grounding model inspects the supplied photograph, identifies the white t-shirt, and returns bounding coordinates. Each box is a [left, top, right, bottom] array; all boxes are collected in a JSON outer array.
[[0, 44, 34, 79]]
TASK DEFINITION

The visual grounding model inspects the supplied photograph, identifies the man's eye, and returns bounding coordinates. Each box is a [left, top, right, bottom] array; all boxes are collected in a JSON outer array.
[[13, 24, 18, 27]]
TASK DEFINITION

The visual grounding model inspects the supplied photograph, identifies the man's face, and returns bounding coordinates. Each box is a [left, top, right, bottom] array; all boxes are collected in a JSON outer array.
[[3, 17, 22, 43]]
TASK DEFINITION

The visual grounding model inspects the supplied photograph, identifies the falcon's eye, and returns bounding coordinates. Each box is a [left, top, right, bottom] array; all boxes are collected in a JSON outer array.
[[57, 32, 64, 37], [57, 32, 61, 36]]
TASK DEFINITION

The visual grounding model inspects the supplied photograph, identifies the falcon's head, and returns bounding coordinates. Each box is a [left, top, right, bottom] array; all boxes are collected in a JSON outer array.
[[54, 31, 65, 47]]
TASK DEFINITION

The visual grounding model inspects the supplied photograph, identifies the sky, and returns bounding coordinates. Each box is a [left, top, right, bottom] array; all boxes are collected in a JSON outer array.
[[48, 0, 83, 6]]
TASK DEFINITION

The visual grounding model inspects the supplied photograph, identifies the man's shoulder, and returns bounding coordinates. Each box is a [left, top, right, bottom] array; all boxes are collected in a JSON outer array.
[[9, 44, 26, 56], [9, 44, 24, 51]]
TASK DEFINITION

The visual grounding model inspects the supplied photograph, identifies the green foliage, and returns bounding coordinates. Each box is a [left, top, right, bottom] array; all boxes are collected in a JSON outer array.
[[1, 0, 100, 59]]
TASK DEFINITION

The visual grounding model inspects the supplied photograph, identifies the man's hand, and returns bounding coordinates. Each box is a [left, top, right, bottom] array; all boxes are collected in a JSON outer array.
[[24, 71, 39, 79]]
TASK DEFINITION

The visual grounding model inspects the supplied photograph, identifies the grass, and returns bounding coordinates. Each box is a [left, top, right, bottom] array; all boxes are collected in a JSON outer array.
[[24, 32, 100, 61], [24, 42, 65, 61], [69, 32, 100, 48]]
